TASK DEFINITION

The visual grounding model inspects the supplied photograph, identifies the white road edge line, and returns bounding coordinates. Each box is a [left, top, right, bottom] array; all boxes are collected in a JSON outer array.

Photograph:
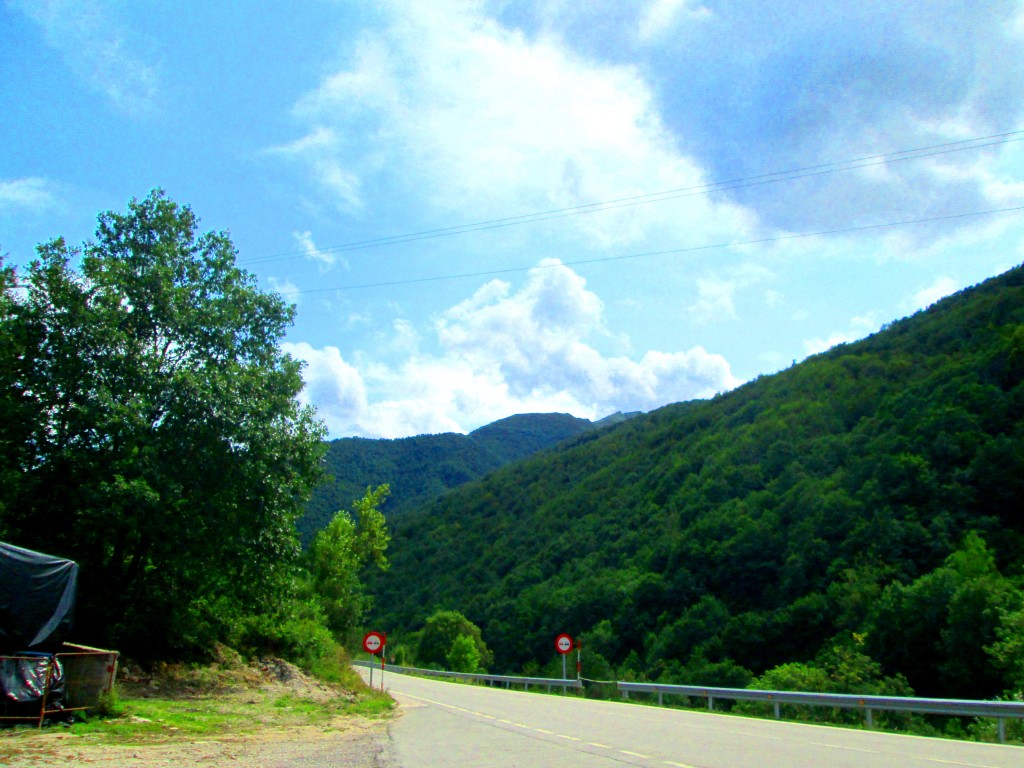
[[808, 742, 877, 754]]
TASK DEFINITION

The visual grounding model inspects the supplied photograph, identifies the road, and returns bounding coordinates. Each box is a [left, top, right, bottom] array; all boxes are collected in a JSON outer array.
[[358, 667, 1023, 768]]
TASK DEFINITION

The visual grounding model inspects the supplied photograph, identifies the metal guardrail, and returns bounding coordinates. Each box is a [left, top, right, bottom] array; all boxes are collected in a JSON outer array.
[[618, 682, 1024, 743], [353, 659, 582, 693], [354, 659, 1022, 743]]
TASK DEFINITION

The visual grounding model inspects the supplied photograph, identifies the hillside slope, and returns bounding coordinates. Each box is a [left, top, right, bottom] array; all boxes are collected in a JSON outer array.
[[368, 264, 1024, 700], [299, 413, 601, 542]]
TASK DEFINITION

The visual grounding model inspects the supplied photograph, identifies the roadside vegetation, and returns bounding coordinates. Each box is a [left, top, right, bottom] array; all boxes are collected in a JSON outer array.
[[0, 646, 393, 766]]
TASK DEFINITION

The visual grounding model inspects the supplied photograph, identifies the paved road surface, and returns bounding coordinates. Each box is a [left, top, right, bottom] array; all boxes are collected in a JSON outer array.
[[358, 667, 1023, 768]]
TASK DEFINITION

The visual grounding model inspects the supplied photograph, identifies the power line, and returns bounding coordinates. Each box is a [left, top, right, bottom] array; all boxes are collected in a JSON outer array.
[[241, 129, 1024, 266], [292, 204, 1024, 294]]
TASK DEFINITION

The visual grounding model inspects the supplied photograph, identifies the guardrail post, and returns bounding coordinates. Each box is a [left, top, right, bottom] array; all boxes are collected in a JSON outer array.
[[865, 707, 874, 728], [708, 696, 714, 711], [622, 689, 630, 700], [658, 691, 663, 706], [998, 719, 1005, 744], [774, 701, 781, 720]]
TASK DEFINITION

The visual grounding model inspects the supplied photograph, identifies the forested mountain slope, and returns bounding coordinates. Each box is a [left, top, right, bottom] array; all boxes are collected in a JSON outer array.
[[368, 264, 1024, 701], [299, 413, 609, 542]]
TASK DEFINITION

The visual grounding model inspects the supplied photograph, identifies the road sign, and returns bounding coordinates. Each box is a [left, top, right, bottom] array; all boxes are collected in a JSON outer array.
[[363, 631, 386, 655], [555, 633, 574, 655]]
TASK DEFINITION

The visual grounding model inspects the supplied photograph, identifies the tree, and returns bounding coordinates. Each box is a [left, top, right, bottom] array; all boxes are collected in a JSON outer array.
[[866, 532, 1023, 698], [0, 257, 42, 539], [0, 191, 326, 656], [447, 634, 482, 673], [416, 610, 492, 670], [305, 484, 391, 641]]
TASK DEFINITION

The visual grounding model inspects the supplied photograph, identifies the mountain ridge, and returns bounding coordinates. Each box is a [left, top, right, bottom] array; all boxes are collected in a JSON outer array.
[[299, 411, 638, 543], [366, 262, 1024, 701]]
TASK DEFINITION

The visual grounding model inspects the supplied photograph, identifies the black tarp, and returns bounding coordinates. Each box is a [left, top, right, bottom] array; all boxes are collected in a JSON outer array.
[[0, 541, 78, 655]]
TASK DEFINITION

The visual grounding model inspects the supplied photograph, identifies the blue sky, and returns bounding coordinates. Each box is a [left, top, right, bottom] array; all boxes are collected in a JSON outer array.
[[3, 0, 1024, 439]]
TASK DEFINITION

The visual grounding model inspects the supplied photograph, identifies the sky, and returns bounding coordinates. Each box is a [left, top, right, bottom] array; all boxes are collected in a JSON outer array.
[[3, 0, 1024, 439]]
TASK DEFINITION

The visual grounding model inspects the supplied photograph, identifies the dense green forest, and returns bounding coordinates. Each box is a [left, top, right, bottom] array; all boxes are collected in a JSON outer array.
[[366, 264, 1024, 702], [299, 412, 632, 543]]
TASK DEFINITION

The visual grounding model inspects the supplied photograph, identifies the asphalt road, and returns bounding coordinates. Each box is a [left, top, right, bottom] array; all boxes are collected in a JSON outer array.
[[357, 667, 1023, 768]]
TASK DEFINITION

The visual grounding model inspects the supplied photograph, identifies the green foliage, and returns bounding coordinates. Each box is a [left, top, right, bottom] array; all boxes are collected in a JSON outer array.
[[305, 484, 391, 641], [989, 609, 1024, 693], [364, 264, 1024, 700], [233, 597, 338, 674], [96, 686, 126, 719], [739, 637, 912, 725], [447, 634, 482, 673], [0, 191, 326, 659], [416, 610, 492, 671], [300, 414, 599, 544], [865, 531, 1023, 699]]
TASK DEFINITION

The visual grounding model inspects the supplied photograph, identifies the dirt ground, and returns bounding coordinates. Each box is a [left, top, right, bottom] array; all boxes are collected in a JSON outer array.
[[0, 719, 392, 767], [0, 658, 396, 768]]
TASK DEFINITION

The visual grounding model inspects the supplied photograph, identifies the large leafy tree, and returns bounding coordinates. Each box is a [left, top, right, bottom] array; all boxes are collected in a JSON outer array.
[[0, 191, 326, 656]]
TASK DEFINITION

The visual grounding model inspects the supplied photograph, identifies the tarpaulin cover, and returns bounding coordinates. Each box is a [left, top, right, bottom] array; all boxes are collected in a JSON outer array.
[[0, 541, 78, 655], [0, 653, 64, 703]]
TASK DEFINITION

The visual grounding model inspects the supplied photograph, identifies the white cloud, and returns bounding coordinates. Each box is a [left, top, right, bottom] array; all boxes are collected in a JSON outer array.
[[293, 230, 345, 271], [689, 263, 775, 324], [13, 0, 158, 115], [0, 177, 56, 214], [287, 260, 740, 438], [278, 0, 754, 248], [266, 128, 362, 212], [691, 275, 738, 323], [267, 276, 302, 307], [283, 342, 370, 437], [907, 276, 959, 312], [638, 0, 712, 41], [803, 314, 880, 356]]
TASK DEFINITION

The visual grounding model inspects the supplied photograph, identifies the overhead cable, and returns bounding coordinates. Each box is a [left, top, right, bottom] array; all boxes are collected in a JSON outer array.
[[293, 204, 1024, 294], [241, 129, 1024, 266]]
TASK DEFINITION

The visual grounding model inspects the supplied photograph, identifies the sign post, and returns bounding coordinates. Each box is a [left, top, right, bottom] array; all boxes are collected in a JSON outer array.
[[555, 633, 574, 681], [363, 631, 387, 691]]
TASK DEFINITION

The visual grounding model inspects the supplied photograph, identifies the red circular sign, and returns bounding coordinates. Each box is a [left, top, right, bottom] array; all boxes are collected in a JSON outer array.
[[555, 633, 574, 655], [363, 631, 386, 655]]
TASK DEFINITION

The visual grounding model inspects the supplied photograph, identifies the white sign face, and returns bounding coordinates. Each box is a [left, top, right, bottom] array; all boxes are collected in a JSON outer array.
[[363, 632, 384, 654], [555, 633, 573, 654]]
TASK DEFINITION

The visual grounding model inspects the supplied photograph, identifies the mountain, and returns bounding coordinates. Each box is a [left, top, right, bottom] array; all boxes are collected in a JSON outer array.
[[366, 264, 1024, 701], [299, 412, 629, 543]]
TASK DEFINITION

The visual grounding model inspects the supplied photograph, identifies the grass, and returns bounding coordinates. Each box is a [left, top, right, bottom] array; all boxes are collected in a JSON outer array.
[[0, 651, 395, 752]]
